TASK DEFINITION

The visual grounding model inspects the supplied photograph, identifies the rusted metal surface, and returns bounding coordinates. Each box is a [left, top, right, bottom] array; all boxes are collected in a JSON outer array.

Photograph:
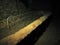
[[0, 15, 49, 45]]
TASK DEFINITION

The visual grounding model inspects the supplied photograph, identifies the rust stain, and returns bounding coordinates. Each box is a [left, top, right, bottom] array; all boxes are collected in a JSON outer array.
[[32, 24, 36, 28]]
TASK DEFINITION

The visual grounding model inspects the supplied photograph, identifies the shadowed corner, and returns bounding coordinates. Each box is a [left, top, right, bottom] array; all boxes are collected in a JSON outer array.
[[16, 15, 53, 45], [19, 0, 32, 9]]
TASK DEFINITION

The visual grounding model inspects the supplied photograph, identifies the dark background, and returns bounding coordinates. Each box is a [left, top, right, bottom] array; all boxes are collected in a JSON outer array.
[[0, 0, 60, 45], [17, 0, 60, 45]]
